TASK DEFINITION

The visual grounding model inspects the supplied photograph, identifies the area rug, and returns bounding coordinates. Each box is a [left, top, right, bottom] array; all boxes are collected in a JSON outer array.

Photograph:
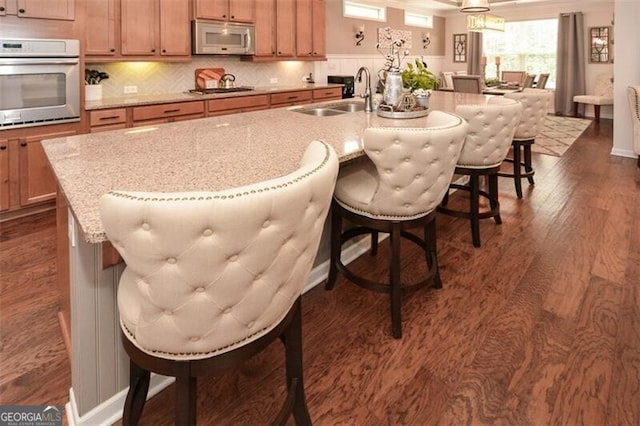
[[531, 115, 592, 157]]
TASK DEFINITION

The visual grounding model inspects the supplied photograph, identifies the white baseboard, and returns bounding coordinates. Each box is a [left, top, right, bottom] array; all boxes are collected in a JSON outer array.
[[66, 374, 174, 426], [610, 147, 638, 159], [65, 234, 380, 425]]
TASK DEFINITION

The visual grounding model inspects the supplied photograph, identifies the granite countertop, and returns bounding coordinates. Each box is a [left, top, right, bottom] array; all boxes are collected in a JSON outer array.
[[43, 91, 489, 243], [84, 84, 344, 110]]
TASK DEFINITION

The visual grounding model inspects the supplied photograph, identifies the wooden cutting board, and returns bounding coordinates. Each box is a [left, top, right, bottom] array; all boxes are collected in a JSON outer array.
[[195, 68, 225, 90]]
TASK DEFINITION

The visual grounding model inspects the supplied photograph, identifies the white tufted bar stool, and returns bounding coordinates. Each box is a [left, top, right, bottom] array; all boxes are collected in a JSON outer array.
[[99, 140, 338, 425], [325, 111, 468, 339], [627, 86, 640, 168], [499, 88, 551, 198], [438, 98, 522, 247]]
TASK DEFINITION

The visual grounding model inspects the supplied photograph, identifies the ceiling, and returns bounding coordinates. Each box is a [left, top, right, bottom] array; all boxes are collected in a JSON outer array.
[[389, 0, 560, 12]]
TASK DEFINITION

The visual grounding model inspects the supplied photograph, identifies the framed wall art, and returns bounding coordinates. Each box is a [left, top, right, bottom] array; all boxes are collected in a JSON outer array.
[[589, 26, 610, 63], [453, 33, 467, 63]]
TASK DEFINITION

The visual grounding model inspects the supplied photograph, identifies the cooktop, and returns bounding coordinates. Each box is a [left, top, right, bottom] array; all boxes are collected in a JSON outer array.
[[188, 87, 254, 95]]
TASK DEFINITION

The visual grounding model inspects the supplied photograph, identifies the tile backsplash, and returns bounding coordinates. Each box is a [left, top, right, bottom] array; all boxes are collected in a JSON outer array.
[[88, 57, 315, 98], [88, 54, 447, 99]]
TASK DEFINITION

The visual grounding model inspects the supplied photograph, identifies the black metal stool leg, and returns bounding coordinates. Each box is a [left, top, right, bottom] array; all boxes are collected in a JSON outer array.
[[513, 143, 523, 198], [470, 175, 481, 248], [326, 203, 341, 290], [524, 143, 535, 185], [390, 222, 402, 339]]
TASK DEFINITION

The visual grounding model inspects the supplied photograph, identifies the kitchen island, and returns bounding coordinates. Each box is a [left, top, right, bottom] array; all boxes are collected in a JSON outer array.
[[42, 91, 489, 425]]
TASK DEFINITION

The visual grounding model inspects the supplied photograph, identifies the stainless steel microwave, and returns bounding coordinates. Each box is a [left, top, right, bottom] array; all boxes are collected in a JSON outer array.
[[192, 20, 255, 55]]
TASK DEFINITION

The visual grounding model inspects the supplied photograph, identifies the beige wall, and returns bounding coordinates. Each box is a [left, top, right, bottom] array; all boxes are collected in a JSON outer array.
[[325, 1, 445, 56]]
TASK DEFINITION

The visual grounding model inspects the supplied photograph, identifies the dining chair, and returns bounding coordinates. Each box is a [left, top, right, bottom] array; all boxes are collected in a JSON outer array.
[[99, 140, 339, 425], [523, 74, 536, 88], [441, 71, 455, 89], [325, 112, 468, 338], [573, 73, 613, 123], [452, 75, 483, 94], [536, 73, 550, 89], [501, 71, 526, 85], [499, 88, 551, 198], [438, 97, 522, 247]]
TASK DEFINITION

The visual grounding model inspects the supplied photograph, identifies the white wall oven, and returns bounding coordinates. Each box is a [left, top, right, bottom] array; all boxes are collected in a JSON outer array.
[[0, 38, 80, 129]]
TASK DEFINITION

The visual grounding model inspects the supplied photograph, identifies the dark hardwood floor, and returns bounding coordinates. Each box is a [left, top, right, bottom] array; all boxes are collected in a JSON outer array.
[[1, 119, 639, 425]]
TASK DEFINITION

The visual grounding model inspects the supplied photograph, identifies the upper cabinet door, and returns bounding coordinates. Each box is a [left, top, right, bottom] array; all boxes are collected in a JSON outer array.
[[121, 0, 158, 56], [229, 0, 254, 22], [194, 0, 228, 20], [85, 0, 117, 56], [311, 0, 325, 57], [296, 0, 325, 58], [16, 0, 74, 20], [159, 0, 190, 56], [254, 0, 275, 56], [275, 0, 295, 58]]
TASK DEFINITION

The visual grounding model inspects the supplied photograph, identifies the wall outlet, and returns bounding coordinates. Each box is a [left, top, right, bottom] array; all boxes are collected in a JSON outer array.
[[124, 85, 138, 94], [269, 77, 278, 84]]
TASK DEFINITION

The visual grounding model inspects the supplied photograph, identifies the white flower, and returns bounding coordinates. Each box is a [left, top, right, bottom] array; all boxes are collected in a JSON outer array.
[[412, 88, 432, 97]]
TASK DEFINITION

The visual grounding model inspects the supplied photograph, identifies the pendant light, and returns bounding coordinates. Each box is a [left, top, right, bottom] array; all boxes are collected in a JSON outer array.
[[460, 0, 490, 13]]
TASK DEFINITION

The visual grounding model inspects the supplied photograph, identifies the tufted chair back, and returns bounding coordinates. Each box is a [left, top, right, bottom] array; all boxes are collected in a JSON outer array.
[[628, 86, 640, 156], [504, 88, 550, 140], [455, 97, 523, 168], [594, 73, 614, 97], [334, 111, 468, 220], [502, 71, 526, 85], [100, 140, 338, 361]]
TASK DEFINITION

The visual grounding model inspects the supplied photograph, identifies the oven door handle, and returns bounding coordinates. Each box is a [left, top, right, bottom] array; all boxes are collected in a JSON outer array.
[[0, 58, 79, 66]]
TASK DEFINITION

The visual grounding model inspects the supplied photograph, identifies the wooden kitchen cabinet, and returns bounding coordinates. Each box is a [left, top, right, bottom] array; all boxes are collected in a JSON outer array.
[[84, 0, 117, 56], [312, 87, 342, 101], [296, 0, 325, 59], [0, 0, 75, 20], [194, 0, 254, 23], [132, 101, 205, 126], [253, 0, 295, 59], [86, 0, 190, 61], [18, 133, 65, 206], [0, 125, 79, 220], [89, 108, 127, 133], [270, 90, 312, 107], [0, 139, 9, 212], [207, 94, 270, 116]]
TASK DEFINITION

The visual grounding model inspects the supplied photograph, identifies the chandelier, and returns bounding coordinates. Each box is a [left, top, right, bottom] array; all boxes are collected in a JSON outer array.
[[460, 0, 490, 13]]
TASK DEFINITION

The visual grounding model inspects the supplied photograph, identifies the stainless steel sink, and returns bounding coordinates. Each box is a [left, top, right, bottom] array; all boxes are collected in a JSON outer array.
[[292, 102, 365, 117], [294, 108, 346, 117], [326, 102, 366, 112]]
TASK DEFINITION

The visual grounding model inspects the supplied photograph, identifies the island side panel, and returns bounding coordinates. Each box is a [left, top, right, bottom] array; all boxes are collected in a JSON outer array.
[[69, 215, 128, 416]]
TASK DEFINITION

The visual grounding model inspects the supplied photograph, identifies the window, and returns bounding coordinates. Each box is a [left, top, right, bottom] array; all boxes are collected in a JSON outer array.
[[483, 18, 558, 88], [343, 1, 386, 22], [405, 12, 433, 29]]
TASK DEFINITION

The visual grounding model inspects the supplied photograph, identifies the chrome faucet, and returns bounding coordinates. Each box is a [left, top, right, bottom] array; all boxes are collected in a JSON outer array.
[[356, 66, 373, 112]]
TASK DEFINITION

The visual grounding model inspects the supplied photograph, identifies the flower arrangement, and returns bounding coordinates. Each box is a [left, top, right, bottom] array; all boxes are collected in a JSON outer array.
[[376, 27, 409, 72]]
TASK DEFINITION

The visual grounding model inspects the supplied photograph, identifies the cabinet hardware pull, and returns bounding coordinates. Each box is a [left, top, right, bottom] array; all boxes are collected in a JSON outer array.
[[0, 145, 7, 150], [0, 6, 5, 11], [99, 116, 120, 120], [164, 109, 180, 113], [151, 49, 156, 53], [19, 8, 25, 13], [20, 142, 27, 147], [110, 48, 115, 53]]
